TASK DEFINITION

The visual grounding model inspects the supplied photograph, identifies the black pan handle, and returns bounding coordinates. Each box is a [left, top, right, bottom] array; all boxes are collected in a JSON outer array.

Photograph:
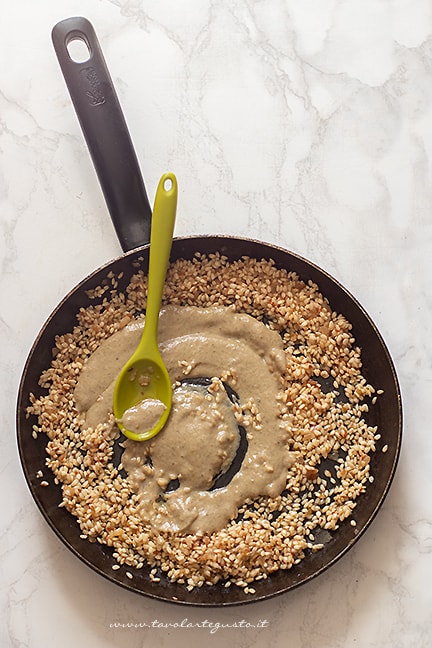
[[52, 16, 151, 252]]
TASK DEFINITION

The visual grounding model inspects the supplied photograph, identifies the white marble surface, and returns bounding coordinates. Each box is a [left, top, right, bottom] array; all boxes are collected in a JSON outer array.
[[1, 0, 431, 646]]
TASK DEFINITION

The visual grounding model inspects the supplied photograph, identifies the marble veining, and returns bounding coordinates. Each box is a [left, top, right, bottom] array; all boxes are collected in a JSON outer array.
[[1, 1, 431, 646]]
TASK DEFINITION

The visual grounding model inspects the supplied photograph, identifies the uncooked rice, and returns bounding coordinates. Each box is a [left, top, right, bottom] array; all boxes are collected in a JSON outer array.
[[27, 253, 380, 591]]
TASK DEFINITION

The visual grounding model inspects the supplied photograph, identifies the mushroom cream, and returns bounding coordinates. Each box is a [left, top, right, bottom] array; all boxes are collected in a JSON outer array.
[[121, 398, 167, 435], [75, 305, 295, 534]]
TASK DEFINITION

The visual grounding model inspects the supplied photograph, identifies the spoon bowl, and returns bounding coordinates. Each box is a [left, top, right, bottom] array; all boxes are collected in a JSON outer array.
[[113, 172, 177, 441], [113, 356, 172, 441]]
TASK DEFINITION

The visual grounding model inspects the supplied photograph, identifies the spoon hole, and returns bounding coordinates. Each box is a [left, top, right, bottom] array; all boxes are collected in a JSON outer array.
[[163, 177, 173, 192]]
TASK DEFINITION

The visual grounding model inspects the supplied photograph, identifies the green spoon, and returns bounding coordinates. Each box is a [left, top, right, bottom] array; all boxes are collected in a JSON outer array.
[[113, 172, 177, 441]]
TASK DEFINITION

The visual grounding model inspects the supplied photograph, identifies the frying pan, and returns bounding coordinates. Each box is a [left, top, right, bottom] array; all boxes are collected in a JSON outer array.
[[16, 17, 402, 606]]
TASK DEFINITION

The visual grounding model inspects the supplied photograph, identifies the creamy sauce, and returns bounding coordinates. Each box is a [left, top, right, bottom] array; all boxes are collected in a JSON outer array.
[[121, 398, 166, 435], [75, 305, 296, 534], [123, 383, 242, 533]]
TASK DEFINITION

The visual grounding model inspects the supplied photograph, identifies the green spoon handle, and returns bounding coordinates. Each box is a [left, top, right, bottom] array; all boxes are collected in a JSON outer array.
[[142, 173, 178, 346]]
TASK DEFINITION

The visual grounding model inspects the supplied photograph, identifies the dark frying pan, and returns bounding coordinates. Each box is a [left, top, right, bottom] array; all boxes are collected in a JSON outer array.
[[16, 17, 402, 607]]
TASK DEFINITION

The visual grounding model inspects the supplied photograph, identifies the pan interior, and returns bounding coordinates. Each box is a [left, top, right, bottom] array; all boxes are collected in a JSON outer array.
[[16, 236, 402, 606]]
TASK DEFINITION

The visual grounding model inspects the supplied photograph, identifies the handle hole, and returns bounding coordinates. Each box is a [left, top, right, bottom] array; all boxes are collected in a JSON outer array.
[[163, 177, 173, 192], [67, 37, 91, 63]]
